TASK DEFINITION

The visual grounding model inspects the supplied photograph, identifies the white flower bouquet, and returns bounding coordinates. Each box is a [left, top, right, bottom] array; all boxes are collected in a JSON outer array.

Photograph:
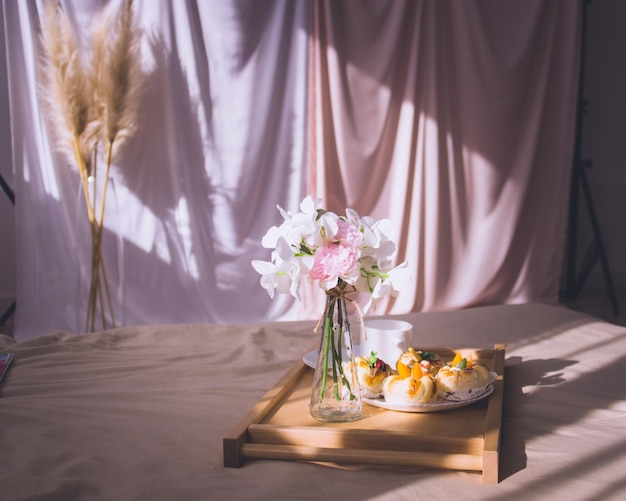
[[252, 196, 411, 421], [252, 195, 411, 313]]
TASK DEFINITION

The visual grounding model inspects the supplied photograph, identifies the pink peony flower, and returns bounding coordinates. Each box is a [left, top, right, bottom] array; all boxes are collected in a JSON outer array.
[[310, 242, 360, 281], [334, 219, 363, 247]]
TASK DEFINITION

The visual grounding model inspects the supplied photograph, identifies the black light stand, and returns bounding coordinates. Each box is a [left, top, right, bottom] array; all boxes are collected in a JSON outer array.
[[562, 0, 620, 316], [0, 172, 16, 327]]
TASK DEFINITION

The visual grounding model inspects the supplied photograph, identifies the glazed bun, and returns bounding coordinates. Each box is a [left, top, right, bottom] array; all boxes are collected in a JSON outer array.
[[354, 355, 394, 398], [397, 348, 443, 376], [382, 373, 439, 405], [436, 353, 492, 397]]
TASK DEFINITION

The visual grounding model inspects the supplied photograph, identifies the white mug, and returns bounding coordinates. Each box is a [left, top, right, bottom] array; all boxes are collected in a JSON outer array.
[[360, 319, 413, 366]]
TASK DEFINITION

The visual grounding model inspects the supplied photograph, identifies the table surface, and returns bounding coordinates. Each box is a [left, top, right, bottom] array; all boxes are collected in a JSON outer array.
[[1, 303, 625, 500]]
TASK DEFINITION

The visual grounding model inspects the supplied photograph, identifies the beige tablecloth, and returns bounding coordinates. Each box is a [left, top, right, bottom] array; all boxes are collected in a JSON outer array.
[[1, 303, 625, 500]]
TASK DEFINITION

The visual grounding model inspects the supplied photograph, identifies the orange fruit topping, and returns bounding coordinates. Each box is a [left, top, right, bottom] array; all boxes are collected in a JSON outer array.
[[397, 360, 411, 378]]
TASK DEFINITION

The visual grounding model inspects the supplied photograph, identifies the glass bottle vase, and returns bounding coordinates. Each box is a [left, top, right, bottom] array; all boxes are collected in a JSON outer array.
[[309, 293, 363, 422]]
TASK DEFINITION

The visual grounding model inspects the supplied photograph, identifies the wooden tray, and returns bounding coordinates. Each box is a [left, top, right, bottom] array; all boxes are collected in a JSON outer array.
[[224, 344, 505, 483]]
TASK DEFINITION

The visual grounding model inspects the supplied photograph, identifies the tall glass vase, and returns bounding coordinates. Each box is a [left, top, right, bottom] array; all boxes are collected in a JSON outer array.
[[74, 177, 125, 334], [309, 292, 362, 422]]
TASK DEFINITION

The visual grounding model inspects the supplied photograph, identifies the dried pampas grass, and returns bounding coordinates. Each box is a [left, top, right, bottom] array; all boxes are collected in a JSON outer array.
[[92, 0, 143, 159], [40, 0, 143, 174], [38, 0, 143, 333], [39, 0, 97, 176]]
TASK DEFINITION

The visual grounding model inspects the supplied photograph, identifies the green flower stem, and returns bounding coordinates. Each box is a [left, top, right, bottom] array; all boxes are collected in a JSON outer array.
[[318, 301, 333, 400], [318, 285, 356, 402], [331, 299, 343, 400], [331, 307, 340, 400]]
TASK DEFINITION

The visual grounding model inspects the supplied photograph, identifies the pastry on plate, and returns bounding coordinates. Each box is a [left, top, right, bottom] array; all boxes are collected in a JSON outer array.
[[436, 352, 492, 399], [382, 360, 439, 405], [354, 353, 394, 398], [382, 374, 439, 405], [397, 347, 444, 376]]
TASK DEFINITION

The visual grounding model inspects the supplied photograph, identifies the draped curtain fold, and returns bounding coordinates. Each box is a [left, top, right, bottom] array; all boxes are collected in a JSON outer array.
[[2, 0, 580, 340], [311, 0, 580, 316]]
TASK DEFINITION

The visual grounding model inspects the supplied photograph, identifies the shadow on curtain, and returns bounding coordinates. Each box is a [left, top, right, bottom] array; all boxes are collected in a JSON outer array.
[[2, 0, 580, 339]]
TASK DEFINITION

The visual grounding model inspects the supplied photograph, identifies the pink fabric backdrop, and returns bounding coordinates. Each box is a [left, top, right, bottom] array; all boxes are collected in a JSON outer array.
[[3, 0, 580, 339], [310, 0, 580, 316]]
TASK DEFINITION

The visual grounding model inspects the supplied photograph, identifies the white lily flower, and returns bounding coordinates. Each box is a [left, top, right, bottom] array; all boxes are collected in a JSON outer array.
[[387, 262, 412, 293], [252, 196, 411, 310], [251, 259, 292, 298], [317, 210, 339, 239], [261, 225, 281, 249], [274, 236, 296, 262], [299, 195, 317, 214]]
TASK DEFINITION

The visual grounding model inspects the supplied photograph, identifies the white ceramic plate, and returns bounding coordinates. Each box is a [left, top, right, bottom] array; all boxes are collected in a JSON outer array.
[[362, 383, 495, 413], [303, 349, 364, 369], [302, 350, 497, 413]]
